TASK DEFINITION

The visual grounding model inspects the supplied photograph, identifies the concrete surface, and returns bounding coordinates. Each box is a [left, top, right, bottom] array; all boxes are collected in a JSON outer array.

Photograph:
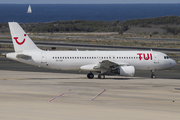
[[0, 69, 180, 120], [0, 54, 180, 120]]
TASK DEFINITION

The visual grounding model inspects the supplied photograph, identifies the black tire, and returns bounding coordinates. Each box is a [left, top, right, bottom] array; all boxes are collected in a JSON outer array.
[[87, 73, 94, 79]]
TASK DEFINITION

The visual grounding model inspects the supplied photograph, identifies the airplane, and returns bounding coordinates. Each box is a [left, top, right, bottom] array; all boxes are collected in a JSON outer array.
[[3, 22, 177, 79]]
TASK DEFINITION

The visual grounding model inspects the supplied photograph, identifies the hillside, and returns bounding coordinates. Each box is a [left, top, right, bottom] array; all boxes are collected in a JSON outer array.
[[1, 16, 180, 35]]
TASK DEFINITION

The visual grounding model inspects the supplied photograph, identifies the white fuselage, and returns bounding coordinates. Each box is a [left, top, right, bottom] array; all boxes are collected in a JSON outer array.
[[6, 50, 176, 71]]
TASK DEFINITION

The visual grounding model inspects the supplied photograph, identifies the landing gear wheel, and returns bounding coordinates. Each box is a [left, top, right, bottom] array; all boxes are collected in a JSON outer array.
[[98, 74, 105, 79], [151, 70, 156, 79], [151, 75, 156, 78], [87, 73, 94, 79]]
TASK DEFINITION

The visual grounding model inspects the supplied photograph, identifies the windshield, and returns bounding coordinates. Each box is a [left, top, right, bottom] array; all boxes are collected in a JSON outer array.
[[164, 56, 170, 59]]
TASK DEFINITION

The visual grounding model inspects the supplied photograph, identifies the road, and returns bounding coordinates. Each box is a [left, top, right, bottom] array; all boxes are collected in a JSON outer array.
[[1, 34, 180, 41], [1, 39, 180, 52]]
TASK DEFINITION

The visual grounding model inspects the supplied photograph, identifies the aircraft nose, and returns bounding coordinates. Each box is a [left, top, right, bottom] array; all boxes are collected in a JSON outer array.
[[170, 59, 177, 67]]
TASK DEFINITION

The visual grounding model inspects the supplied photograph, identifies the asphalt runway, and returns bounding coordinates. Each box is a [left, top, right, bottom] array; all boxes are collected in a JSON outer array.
[[1, 29, 180, 119], [0, 51, 180, 120], [0, 67, 180, 119]]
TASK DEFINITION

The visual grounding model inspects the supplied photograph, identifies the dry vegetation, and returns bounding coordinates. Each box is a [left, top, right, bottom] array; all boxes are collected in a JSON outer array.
[[1, 16, 180, 51]]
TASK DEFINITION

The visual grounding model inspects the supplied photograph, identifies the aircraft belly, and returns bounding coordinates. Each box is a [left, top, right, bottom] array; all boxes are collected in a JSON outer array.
[[48, 60, 86, 70]]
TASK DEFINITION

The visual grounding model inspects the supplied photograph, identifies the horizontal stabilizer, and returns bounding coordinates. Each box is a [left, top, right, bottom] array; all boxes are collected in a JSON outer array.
[[16, 54, 32, 60], [1, 53, 6, 57]]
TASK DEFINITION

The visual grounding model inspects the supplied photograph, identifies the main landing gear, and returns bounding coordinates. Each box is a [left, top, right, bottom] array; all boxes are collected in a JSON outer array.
[[87, 72, 94, 79], [98, 74, 105, 79], [87, 73, 105, 79], [151, 70, 156, 78]]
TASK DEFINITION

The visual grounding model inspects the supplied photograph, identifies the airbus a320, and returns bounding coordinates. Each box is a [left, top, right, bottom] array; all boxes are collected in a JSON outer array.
[[4, 22, 177, 79]]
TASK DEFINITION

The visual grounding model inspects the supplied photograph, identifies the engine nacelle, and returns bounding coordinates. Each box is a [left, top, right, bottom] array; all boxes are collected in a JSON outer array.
[[111, 66, 135, 77]]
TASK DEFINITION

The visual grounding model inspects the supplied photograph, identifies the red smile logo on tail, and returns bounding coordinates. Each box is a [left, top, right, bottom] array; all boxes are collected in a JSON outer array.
[[14, 34, 26, 45]]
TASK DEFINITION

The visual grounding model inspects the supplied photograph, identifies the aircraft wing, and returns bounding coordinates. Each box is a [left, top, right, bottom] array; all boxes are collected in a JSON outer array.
[[94, 60, 130, 70], [80, 60, 130, 71]]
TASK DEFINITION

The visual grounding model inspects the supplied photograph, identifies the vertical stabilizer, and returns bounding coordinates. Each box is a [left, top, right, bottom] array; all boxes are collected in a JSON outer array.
[[8, 22, 40, 52]]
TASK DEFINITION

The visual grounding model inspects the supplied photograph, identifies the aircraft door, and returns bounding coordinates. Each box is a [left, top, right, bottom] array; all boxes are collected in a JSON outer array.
[[154, 54, 159, 63], [41, 53, 47, 63]]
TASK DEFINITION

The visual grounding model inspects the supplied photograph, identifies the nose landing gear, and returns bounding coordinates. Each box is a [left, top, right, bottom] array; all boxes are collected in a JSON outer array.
[[151, 70, 156, 78]]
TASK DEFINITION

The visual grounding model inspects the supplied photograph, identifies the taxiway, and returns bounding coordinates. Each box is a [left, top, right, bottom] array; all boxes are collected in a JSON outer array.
[[0, 56, 180, 120]]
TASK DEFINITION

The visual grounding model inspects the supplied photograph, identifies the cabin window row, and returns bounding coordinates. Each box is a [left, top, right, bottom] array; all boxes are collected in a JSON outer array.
[[52, 56, 151, 59]]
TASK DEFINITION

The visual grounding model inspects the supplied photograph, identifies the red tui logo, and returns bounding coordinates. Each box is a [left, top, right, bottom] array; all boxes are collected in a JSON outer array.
[[14, 34, 26, 45], [137, 53, 152, 60]]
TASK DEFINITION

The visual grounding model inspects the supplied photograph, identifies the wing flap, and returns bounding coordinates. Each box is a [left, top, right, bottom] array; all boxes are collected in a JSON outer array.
[[94, 60, 129, 70], [80, 60, 130, 71]]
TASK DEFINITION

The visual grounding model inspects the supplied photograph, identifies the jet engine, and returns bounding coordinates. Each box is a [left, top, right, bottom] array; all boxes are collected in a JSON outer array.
[[111, 66, 135, 77]]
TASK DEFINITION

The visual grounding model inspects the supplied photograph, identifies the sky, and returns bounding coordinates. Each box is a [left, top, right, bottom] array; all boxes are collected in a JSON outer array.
[[0, 0, 180, 4]]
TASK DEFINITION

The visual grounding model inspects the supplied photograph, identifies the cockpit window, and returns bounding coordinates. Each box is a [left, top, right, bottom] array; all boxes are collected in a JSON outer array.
[[164, 56, 170, 59]]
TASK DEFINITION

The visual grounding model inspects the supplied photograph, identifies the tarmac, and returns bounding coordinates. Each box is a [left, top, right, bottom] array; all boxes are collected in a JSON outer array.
[[0, 56, 180, 120]]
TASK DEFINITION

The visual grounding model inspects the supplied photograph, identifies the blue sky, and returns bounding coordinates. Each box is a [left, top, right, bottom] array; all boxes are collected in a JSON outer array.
[[1, 0, 180, 4]]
